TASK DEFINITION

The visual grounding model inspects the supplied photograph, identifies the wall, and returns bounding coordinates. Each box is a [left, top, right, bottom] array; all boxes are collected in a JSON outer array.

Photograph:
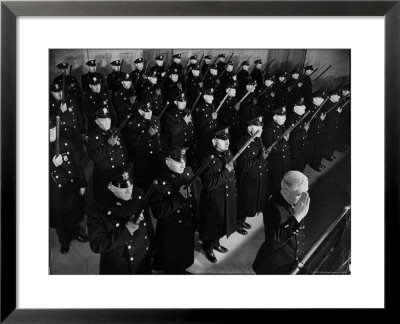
[[50, 49, 350, 91]]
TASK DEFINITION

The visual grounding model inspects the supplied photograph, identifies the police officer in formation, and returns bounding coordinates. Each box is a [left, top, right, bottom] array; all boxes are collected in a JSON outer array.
[[50, 54, 350, 274]]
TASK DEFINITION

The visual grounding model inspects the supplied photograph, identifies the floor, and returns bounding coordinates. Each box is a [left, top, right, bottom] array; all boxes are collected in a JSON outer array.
[[49, 149, 350, 275]]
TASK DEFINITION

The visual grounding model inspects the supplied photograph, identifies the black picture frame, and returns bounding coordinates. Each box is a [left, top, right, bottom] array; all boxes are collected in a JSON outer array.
[[1, 0, 398, 321]]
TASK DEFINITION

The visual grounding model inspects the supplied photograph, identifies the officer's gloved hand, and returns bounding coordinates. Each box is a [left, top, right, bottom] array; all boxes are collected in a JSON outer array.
[[179, 185, 189, 199], [234, 103, 240, 111], [184, 114, 192, 124], [125, 220, 140, 235], [52, 154, 63, 167], [320, 113, 326, 121], [211, 112, 218, 120], [108, 134, 119, 146], [60, 102, 68, 113], [294, 192, 310, 223], [148, 125, 158, 136], [225, 162, 234, 172], [304, 123, 310, 132]]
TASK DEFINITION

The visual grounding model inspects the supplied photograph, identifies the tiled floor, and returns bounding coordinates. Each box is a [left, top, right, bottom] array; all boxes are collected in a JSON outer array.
[[50, 149, 350, 275]]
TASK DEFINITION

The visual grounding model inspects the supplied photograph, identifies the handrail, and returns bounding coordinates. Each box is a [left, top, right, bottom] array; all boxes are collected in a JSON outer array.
[[290, 205, 351, 275]]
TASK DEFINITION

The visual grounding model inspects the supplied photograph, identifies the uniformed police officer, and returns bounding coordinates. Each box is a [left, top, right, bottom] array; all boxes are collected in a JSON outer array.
[[253, 171, 309, 274], [199, 126, 237, 263], [87, 163, 153, 274], [49, 82, 87, 167], [130, 57, 146, 93], [140, 70, 164, 116], [251, 59, 264, 95], [335, 85, 351, 152], [82, 75, 117, 132], [49, 117, 88, 254], [193, 88, 218, 162], [237, 61, 251, 94], [216, 53, 226, 76], [262, 106, 291, 194], [53, 62, 83, 104], [150, 55, 167, 85], [162, 68, 181, 109], [186, 64, 203, 108], [256, 74, 275, 124], [286, 100, 309, 172], [201, 55, 212, 77], [87, 106, 128, 201], [219, 60, 237, 95], [217, 82, 238, 129], [107, 60, 125, 94], [150, 147, 199, 274], [273, 71, 289, 108], [302, 65, 314, 105], [113, 73, 138, 125], [186, 55, 198, 73], [305, 91, 327, 172], [170, 53, 184, 83], [236, 116, 270, 235], [203, 64, 220, 90], [128, 101, 162, 190], [237, 80, 258, 135], [161, 93, 194, 153], [81, 60, 104, 93]]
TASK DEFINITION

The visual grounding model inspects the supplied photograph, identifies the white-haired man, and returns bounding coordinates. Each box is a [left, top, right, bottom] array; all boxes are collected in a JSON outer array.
[[252, 170, 310, 274]]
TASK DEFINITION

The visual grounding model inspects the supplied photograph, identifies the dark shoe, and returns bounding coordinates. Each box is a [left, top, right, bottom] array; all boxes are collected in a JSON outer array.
[[325, 155, 336, 161], [242, 221, 251, 230], [237, 228, 248, 235], [60, 243, 70, 254], [76, 234, 89, 243], [319, 164, 326, 169], [213, 245, 228, 253], [204, 249, 217, 263]]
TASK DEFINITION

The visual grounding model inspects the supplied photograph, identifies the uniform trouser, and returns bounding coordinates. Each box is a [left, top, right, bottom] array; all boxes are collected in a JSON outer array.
[[202, 238, 221, 251], [55, 211, 80, 246]]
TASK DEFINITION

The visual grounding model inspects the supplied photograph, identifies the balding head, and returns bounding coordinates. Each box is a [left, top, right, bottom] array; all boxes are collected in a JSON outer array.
[[280, 171, 309, 205]]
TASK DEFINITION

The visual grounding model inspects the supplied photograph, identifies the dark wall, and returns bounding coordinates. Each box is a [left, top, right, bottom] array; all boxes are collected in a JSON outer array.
[[49, 48, 350, 91]]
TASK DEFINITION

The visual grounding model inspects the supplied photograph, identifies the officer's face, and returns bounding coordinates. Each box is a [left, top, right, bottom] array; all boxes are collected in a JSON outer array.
[[139, 109, 152, 120], [205, 58, 211, 64], [176, 100, 187, 110], [210, 68, 218, 76], [246, 84, 254, 92], [51, 91, 63, 101], [190, 59, 197, 64], [306, 69, 313, 75], [95, 117, 111, 131], [265, 80, 274, 87], [136, 62, 144, 69], [285, 182, 309, 205], [219, 57, 225, 62], [313, 97, 324, 106], [109, 184, 133, 201], [243, 65, 249, 71], [166, 157, 186, 174], [90, 84, 101, 93], [111, 65, 121, 72], [213, 138, 230, 151], [292, 73, 299, 80], [256, 63, 262, 69], [122, 80, 132, 89], [88, 66, 96, 73], [192, 69, 200, 77], [279, 76, 285, 82], [227, 88, 236, 97], [49, 127, 56, 142], [342, 90, 350, 97], [294, 105, 306, 116], [174, 58, 182, 64], [226, 65, 233, 72], [330, 94, 340, 103], [204, 94, 214, 104], [156, 60, 163, 67], [149, 76, 157, 84], [59, 68, 68, 75], [248, 125, 263, 137], [274, 115, 286, 125], [170, 74, 178, 83]]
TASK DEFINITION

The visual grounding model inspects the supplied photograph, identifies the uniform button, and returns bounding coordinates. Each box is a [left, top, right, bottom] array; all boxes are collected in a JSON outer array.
[[144, 223, 146, 226], [116, 223, 120, 227], [177, 210, 180, 213], [112, 165, 114, 168], [138, 196, 142, 199], [179, 220, 182, 223], [167, 191, 170, 195], [145, 236, 147, 239], [56, 175, 59, 179], [110, 158, 113, 161], [71, 179, 74, 183], [107, 211, 111, 215], [128, 245, 131, 249], [68, 171, 71, 174], [65, 143, 67, 146], [146, 247, 149, 250], [130, 257, 134, 261], [58, 184, 62, 188]]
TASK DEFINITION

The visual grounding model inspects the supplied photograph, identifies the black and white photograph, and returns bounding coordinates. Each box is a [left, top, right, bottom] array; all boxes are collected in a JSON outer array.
[[49, 48, 351, 275]]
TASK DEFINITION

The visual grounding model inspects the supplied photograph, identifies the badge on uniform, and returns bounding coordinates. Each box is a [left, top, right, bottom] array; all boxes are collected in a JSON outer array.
[[63, 155, 68, 162], [68, 108, 73, 112], [139, 212, 144, 221]]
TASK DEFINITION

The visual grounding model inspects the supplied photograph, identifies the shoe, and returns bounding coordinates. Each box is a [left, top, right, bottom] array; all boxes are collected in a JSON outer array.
[[60, 243, 70, 254], [242, 222, 251, 230], [319, 164, 326, 169], [213, 245, 228, 253], [325, 155, 336, 161], [204, 249, 217, 263], [236, 228, 248, 235], [76, 234, 89, 243]]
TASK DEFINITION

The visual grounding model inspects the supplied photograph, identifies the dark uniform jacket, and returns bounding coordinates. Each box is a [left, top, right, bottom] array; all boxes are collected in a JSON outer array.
[[216, 61, 226, 76], [306, 103, 325, 169], [150, 65, 167, 85], [128, 114, 162, 189], [107, 71, 125, 93], [53, 74, 82, 99], [217, 95, 238, 129], [203, 73, 218, 91], [199, 148, 237, 240], [262, 121, 290, 194], [201, 63, 210, 77], [139, 81, 164, 116], [219, 71, 236, 92], [286, 112, 308, 172], [161, 106, 194, 151], [321, 99, 341, 158], [237, 69, 251, 94], [82, 91, 117, 132], [302, 75, 313, 104], [50, 139, 86, 233], [129, 68, 145, 93], [185, 74, 202, 108], [87, 189, 152, 274], [236, 135, 269, 218], [193, 100, 218, 155], [273, 80, 289, 108], [81, 72, 104, 93], [250, 68, 264, 95], [114, 86, 137, 124], [162, 78, 180, 109], [87, 127, 128, 199], [256, 85, 275, 124], [151, 166, 199, 273], [253, 193, 306, 274]]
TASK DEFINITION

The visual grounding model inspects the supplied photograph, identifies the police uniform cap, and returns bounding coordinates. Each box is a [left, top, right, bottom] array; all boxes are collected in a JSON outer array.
[[189, 55, 197, 60], [312, 89, 325, 98], [56, 62, 69, 69], [85, 60, 96, 67], [191, 64, 200, 71], [121, 73, 132, 81], [226, 60, 234, 66], [291, 68, 300, 75], [304, 65, 314, 71], [294, 98, 305, 106], [342, 84, 350, 92], [246, 80, 257, 86], [94, 106, 111, 119], [246, 116, 264, 126], [273, 106, 286, 116], [226, 82, 237, 89], [204, 55, 211, 60], [89, 76, 101, 85], [169, 68, 179, 75], [110, 60, 121, 66], [175, 92, 187, 102], [149, 70, 158, 78], [218, 54, 226, 58], [165, 146, 188, 162], [134, 58, 144, 64], [172, 53, 182, 59], [241, 61, 250, 66], [254, 59, 262, 65], [210, 64, 218, 69], [155, 55, 163, 61], [109, 163, 134, 189], [265, 74, 275, 81], [329, 88, 342, 97], [138, 101, 152, 112], [50, 82, 63, 92], [211, 126, 230, 140], [204, 88, 214, 96], [277, 71, 287, 78]]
